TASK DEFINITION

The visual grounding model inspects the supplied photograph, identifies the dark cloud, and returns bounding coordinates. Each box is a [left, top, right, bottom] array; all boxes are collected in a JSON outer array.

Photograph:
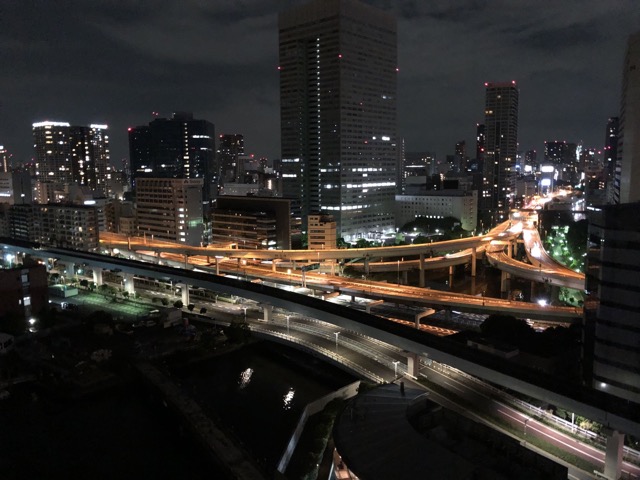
[[1, 0, 639, 166]]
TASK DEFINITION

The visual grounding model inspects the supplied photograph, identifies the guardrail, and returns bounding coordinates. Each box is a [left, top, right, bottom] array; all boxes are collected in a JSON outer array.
[[435, 362, 640, 464]]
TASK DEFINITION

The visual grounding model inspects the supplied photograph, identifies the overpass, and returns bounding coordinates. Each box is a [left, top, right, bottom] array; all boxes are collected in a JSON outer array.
[[4, 239, 638, 441]]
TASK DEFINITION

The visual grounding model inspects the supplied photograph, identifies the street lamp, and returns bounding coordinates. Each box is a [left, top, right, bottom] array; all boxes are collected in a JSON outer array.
[[393, 360, 399, 377], [524, 417, 530, 443], [287, 268, 292, 284], [334, 332, 340, 352], [286, 315, 290, 336], [242, 307, 247, 320], [397, 260, 400, 285]]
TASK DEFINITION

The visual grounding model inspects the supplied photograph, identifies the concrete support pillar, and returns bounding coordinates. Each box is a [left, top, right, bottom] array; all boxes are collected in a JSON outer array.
[[444, 308, 452, 322], [177, 283, 189, 306], [500, 271, 510, 298], [262, 304, 273, 322], [419, 254, 426, 288], [551, 285, 560, 304], [92, 267, 103, 286], [58, 262, 74, 277], [184, 254, 189, 269], [351, 295, 356, 302], [448, 265, 454, 276], [330, 260, 336, 276], [215, 258, 219, 275], [507, 240, 513, 258], [365, 300, 384, 314], [402, 270, 408, 284], [604, 429, 624, 480], [471, 247, 477, 277], [406, 353, 420, 378], [414, 308, 435, 328], [122, 273, 135, 294], [301, 270, 306, 289], [530, 280, 536, 299], [364, 257, 370, 276]]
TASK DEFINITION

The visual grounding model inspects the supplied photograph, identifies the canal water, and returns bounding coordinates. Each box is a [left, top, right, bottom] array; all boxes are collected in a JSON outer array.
[[0, 341, 356, 478], [167, 341, 357, 473]]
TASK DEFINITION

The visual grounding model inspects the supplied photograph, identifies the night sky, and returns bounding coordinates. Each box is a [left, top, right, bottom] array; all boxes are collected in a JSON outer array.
[[2, 0, 639, 167]]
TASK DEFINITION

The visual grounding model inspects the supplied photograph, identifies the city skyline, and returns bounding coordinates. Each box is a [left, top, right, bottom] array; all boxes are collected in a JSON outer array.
[[1, 1, 639, 167]]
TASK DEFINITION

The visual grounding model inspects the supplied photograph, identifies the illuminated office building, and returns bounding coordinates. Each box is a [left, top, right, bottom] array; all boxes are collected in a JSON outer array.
[[128, 112, 215, 200], [482, 82, 519, 223], [279, 0, 397, 241], [32, 121, 111, 199]]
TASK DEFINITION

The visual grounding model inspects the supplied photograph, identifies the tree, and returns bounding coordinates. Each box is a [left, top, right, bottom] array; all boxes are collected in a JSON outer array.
[[200, 307, 207, 314], [226, 320, 251, 343], [80, 279, 89, 289], [174, 300, 183, 309], [161, 297, 169, 306], [187, 304, 195, 312], [122, 291, 129, 300]]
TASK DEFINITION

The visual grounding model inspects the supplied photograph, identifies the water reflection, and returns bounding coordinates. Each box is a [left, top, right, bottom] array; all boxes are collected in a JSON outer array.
[[283, 388, 295, 410], [238, 368, 253, 389]]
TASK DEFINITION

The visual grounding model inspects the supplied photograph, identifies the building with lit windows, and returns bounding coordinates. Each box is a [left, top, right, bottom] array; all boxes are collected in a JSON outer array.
[[217, 134, 244, 186], [279, 0, 397, 241], [614, 31, 640, 204], [32, 121, 111, 199], [8, 204, 99, 251], [482, 82, 519, 224], [307, 214, 337, 250], [0, 265, 48, 320], [128, 112, 215, 200], [0, 145, 8, 172], [211, 196, 291, 250], [0, 171, 32, 205], [585, 202, 640, 404], [395, 190, 477, 232], [604, 117, 619, 179], [135, 178, 204, 246]]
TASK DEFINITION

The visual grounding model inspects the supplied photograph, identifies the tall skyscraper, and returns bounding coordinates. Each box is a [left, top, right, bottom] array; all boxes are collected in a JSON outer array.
[[585, 203, 640, 404], [32, 121, 111, 199], [482, 82, 519, 223], [475, 123, 486, 163], [0, 145, 8, 172], [604, 117, 619, 178], [217, 134, 244, 186], [279, 0, 397, 241], [614, 31, 640, 204], [128, 112, 215, 200]]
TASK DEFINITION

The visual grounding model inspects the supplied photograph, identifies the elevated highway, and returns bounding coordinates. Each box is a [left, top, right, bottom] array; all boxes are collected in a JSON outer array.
[[6, 239, 638, 438]]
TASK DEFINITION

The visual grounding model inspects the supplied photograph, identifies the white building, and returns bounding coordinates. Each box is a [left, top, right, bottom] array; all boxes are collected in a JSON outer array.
[[395, 190, 477, 231]]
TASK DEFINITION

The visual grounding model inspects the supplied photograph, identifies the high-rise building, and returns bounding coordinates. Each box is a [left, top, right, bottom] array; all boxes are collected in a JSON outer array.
[[32, 121, 111, 199], [135, 177, 204, 246], [9, 203, 99, 251], [614, 31, 640, 204], [217, 134, 244, 186], [279, 0, 397, 241], [585, 203, 640, 404], [604, 117, 619, 178], [0, 145, 8, 173], [482, 82, 519, 223], [128, 112, 215, 200], [475, 123, 486, 164]]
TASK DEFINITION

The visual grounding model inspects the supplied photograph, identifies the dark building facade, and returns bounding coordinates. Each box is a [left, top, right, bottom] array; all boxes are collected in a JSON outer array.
[[279, 0, 397, 241], [0, 265, 48, 320], [217, 134, 245, 187], [211, 196, 291, 250], [128, 112, 215, 200], [604, 117, 619, 178], [482, 82, 519, 224], [33, 122, 111, 199]]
